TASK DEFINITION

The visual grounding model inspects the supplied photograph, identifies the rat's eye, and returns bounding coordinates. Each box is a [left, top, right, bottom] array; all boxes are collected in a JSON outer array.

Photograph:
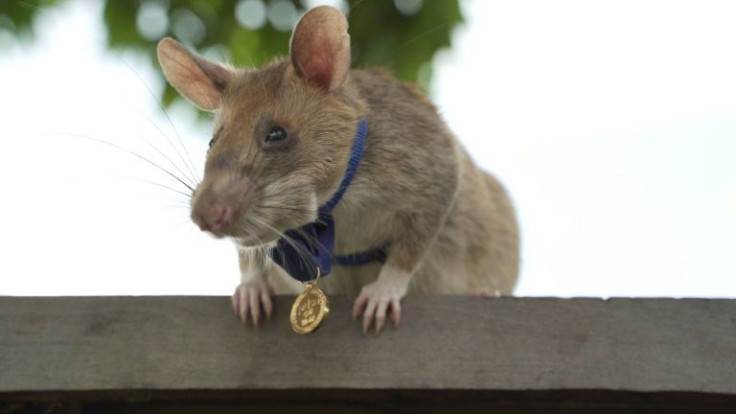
[[256, 120, 293, 150], [265, 126, 287, 143], [209, 127, 222, 151]]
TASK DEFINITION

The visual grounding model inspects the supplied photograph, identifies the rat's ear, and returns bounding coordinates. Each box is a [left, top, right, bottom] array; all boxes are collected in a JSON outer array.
[[289, 6, 350, 92], [156, 37, 231, 111]]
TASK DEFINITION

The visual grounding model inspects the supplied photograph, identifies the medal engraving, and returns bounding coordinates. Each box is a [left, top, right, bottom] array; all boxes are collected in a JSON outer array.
[[290, 283, 329, 334]]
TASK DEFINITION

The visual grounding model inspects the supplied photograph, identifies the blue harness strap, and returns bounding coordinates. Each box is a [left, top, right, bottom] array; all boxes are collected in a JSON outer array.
[[270, 120, 387, 282], [334, 246, 388, 266]]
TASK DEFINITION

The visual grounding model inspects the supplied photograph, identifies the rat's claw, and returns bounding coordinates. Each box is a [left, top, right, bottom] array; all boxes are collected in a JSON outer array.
[[390, 298, 401, 327], [374, 300, 388, 336], [231, 290, 239, 315], [233, 285, 250, 323], [362, 299, 377, 334], [261, 288, 274, 319], [249, 288, 260, 327], [232, 279, 274, 326], [352, 294, 368, 320], [354, 282, 404, 335]]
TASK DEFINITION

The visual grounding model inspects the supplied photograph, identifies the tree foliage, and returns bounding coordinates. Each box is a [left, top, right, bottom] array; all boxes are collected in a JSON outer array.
[[2, 0, 462, 112]]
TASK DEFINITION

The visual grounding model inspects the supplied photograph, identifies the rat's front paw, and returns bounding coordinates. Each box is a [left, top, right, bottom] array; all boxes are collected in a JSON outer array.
[[352, 282, 403, 336], [232, 279, 275, 326]]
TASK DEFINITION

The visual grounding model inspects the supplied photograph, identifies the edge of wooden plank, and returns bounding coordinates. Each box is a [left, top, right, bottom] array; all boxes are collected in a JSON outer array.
[[1, 296, 734, 396]]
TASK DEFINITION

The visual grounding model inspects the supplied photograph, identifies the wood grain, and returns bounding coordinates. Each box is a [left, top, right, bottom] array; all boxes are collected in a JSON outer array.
[[1, 296, 734, 411]]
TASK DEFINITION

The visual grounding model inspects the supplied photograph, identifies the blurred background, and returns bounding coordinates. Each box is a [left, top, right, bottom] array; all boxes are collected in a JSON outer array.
[[0, 0, 734, 297]]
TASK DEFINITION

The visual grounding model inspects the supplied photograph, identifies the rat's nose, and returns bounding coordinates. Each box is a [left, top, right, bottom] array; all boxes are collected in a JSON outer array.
[[190, 171, 255, 234], [192, 198, 232, 232]]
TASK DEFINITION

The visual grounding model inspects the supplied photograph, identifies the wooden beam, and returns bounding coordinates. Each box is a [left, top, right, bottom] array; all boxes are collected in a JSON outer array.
[[1, 296, 734, 412]]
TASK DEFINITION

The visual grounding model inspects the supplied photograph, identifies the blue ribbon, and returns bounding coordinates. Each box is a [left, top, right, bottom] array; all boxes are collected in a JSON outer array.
[[270, 120, 386, 282]]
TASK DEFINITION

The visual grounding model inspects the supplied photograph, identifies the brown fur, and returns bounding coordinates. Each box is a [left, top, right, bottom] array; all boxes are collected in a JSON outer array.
[[157, 6, 519, 331], [319, 69, 519, 296]]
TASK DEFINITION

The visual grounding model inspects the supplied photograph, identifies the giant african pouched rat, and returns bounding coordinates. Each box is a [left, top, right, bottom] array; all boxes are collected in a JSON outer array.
[[156, 5, 519, 334]]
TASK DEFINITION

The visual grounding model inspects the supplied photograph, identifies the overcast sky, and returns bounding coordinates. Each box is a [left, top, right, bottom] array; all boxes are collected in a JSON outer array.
[[1, 0, 735, 297]]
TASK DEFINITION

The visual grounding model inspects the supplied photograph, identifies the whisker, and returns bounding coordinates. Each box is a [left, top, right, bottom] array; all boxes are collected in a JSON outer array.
[[293, 225, 334, 262], [164, 205, 192, 211], [378, 21, 455, 69], [13, 1, 202, 187], [249, 215, 317, 273], [176, 219, 195, 230], [255, 204, 313, 214], [129, 177, 193, 199], [349, 0, 369, 12], [111, 54, 202, 184], [136, 119, 198, 188], [47, 132, 194, 192]]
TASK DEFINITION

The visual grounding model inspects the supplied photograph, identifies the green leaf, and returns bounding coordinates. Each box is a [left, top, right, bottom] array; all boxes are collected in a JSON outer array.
[[1, 0, 463, 119]]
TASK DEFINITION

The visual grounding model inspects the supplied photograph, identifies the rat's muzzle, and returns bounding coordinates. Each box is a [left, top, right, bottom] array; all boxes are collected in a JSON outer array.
[[190, 171, 256, 235]]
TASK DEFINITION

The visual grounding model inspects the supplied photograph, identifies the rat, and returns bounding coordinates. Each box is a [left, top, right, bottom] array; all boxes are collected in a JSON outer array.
[[156, 5, 519, 335]]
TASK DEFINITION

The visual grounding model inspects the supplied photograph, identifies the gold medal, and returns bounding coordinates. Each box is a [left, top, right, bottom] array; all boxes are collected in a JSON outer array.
[[290, 270, 329, 334]]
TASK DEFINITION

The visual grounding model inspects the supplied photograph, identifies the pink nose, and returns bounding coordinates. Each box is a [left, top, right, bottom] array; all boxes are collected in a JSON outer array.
[[191, 199, 232, 232]]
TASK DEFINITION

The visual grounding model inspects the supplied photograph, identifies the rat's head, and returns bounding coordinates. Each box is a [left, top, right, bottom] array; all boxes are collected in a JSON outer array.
[[157, 6, 361, 247]]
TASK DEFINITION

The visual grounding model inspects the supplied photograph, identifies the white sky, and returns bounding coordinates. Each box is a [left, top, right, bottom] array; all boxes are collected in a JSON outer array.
[[1, 0, 735, 297]]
